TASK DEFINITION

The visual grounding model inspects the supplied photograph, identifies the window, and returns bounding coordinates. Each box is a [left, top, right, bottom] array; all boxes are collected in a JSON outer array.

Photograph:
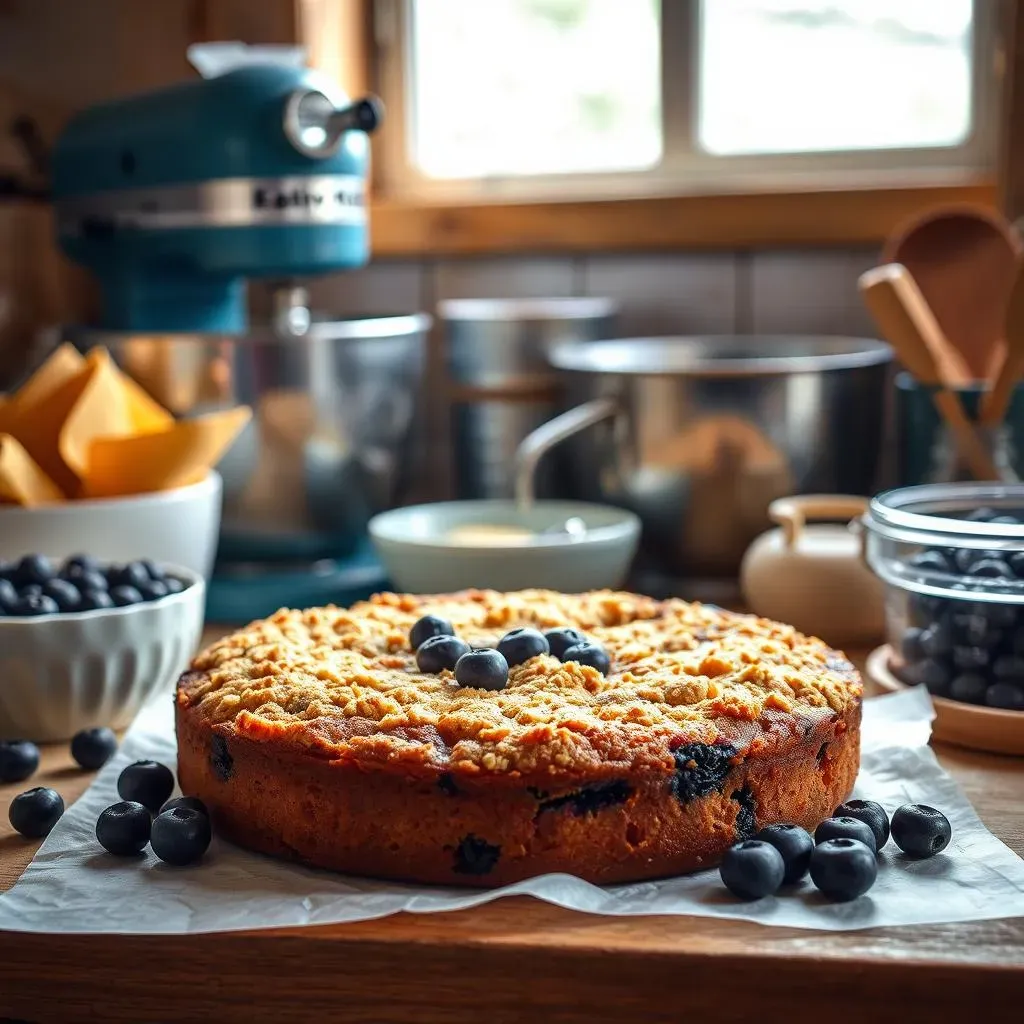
[[374, 0, 999, 200]]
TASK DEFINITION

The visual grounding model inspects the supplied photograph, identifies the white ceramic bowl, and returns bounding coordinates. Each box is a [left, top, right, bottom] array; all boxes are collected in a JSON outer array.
[[369, 500, 641, 593], [0, 566, 205, 742], [0, 472, 222, 579]]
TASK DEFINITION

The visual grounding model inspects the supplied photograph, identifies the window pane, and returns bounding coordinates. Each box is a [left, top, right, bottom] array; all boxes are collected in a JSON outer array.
[[409, 0, 661, 178], [698, 0, 974, 156]]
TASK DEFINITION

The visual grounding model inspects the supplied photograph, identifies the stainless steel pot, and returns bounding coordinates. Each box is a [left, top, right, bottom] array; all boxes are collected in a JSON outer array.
[[516, 336, 892, 576], [82, 313, 431, 561]]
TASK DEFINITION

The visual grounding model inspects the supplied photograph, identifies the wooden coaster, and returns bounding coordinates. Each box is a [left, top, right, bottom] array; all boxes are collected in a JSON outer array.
[[866, 645, 1024, 756]]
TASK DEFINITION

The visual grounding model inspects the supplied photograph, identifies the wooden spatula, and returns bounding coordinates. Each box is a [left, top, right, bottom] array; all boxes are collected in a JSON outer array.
[[858, 264, 999, 481], [981, 259, 1024, 426], [883, 205, 1021, 381]]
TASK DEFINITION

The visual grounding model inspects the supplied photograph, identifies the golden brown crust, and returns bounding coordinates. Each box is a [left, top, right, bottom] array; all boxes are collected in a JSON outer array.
[[176, 590, 862, 885]]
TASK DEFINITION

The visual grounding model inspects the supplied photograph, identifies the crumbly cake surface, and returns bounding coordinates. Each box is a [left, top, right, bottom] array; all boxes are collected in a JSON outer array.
[[180, 589, 861, 783]]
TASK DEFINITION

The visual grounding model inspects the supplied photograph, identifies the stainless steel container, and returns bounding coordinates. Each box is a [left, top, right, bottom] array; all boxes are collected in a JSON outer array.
[[87, 313, 431, 561], [516, 335, 892, 577], [441, 297, 618, 499]]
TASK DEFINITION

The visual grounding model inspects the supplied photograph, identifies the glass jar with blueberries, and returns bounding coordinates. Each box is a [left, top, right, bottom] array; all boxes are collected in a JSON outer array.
[[862, 483, 1024, 713]]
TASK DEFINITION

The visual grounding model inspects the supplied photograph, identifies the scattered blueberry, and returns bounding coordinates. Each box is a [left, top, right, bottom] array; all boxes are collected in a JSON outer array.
[[42, 579, 81, 613], [80, 589, 115, 611], [890, 804, 952, 858], [754, 823, 814, 884], [454, 649, 509, 691], [0, 739, 40, 784], [60, 555, 101, 580], [949, 673, 988, 704], [497, 627, 550, 667], [814, 816, 877, 853], [150, 806, 212, 865], [718, 839, 786, 900], [409, 614, 455, 651], [106, 562, 150, 591], [109, 585, 144, 607], [13, 554, 53, 588], [95, 801, 151, 856], [561, 641, 611, 674], [116, 760, 174, 812], [544, 627, 587, 659], [415, 634, 471, 673], [809, 838, 878, 901], [160, 795, 209, 817], [10, 593, 59, 616], [985, 682, 1024, 710], [8, 787, 64, 838], [70, 727, 118, 771], [834, 799, 890, 850]]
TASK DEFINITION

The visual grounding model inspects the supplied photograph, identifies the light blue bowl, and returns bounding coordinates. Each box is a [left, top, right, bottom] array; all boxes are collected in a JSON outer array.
[[368, 500, 641, 593]]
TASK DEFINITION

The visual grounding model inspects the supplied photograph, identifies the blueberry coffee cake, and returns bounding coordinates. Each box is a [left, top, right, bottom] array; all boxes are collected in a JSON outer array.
[[176, 590, 862, 886]]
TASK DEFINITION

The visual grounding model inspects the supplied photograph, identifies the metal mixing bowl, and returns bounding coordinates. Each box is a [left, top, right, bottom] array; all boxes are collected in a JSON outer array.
[[516, 335, 892, 577], [87, 313, 431, 562]]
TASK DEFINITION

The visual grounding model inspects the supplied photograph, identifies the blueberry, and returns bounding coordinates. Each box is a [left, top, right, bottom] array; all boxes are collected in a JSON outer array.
[[106, 562, 150, 591], [953, 548, 987, 574], [0, 739, 40, 783], [1009, 552, 1024, 579], [42, 578, 81, 613], [834, 799, 890, 850], [951, 646, 989, 672], [80, 589, 115, 611], [138, 580, 169, 601], [150, 806, 212, 866], [890, 804, 952, 858], [164, 577, 185, 595], [116, 760, 175, 812], [415, 634, 470, 673], [754, 823, 814, 884], [964, 601, 1017, 630], [9, 593, 59, 617], [912, 658, 950, 696], [454, 649, 509, 691], [920, 623, 953, 657], [989, 514, 1020, 526], [561, 641, 611, 674], [900, 627, 926, 664], [965, 508, 998, 523], [70, 727, 118, 770], [809, 838, 878, 901], [992, 655, 1024, 682], [497, 627, 550, 667], [966, 557, 1013, 579], [13, 554, 54, 588], [949, 673, 988, 704], [0, 578, 17, 612], [959, 615, 1004, 650], [718, 839, 786, 900], [814, 816, 877, 853], [8, 787, 64, 838], [544, 627, 587, 659], [109, 585, 143, 607], [95, 801, 152, 856], [140, 559, 166, 582], [985, 682, 1024, 710], [64, 568, 108, 593], [1011, 626, 1024, 655], [160, 795, 209, 817], [909, 550, 952, 573], [409, 614, 455, 651], [60, 554, 101, 580], [909, 592, 945, 623]]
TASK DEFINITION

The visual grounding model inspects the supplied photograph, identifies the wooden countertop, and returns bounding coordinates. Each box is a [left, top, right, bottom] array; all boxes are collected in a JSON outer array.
[[0, 630, 1021, 1023]]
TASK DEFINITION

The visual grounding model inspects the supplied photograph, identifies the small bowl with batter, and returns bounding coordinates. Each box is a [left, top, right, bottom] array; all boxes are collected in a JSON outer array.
[[368, 500, 640, 593]]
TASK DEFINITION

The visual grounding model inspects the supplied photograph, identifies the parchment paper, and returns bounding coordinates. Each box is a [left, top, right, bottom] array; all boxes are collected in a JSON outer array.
[[2, 685, 1023, 934]]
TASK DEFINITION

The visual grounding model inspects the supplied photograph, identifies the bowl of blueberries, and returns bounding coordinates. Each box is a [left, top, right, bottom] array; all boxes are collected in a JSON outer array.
[[862, 483, 1024, 752], [0, 553, 205, 742]]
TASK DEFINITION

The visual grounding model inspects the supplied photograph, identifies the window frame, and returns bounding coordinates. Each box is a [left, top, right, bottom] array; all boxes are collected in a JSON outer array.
[[372, 0, 1001, 204]]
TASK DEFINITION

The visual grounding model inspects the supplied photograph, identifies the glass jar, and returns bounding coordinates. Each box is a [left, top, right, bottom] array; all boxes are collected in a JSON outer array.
[[861, 483, 1024, 712]]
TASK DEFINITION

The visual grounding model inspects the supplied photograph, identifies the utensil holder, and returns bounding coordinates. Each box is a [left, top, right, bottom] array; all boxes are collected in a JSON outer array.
[[895, 372, 1024, 484]]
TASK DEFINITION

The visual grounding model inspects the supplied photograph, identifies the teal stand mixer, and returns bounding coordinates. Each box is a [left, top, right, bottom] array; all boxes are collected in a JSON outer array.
[[49, 45, 428, 621]]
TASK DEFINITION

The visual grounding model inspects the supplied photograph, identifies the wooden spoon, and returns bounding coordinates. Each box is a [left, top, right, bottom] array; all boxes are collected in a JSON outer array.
[[883, 205, 1021, 380], [858, 264, 999, 480], [981, 258, 1024, 426]]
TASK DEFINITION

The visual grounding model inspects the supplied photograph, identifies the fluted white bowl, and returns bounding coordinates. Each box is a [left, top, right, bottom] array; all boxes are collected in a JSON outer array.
[[0, 566, 205, 742]]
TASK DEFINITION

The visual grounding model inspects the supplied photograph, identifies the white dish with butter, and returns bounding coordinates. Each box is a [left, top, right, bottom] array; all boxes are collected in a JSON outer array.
[[369, 500, 640, 593]]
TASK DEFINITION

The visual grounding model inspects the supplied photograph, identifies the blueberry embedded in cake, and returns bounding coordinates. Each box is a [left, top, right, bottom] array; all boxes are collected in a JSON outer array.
[[174, 589, 863, 887]]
